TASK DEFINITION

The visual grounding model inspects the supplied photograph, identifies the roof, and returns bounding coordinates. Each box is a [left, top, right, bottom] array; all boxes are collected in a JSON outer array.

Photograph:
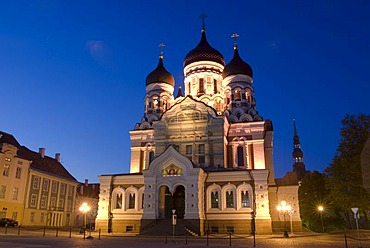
[[1, 130, 77, 182], [146, 56, 175, 86], [222, 46, 253, 78], [0, 131, 21, 147], [183, 29, 225, 68]]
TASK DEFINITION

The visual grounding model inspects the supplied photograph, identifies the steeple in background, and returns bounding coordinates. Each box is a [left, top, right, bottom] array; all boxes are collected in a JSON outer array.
[[292, 118, 307, 180]]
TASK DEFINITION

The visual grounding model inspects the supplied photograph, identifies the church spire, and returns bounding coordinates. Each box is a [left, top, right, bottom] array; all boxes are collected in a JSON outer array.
[[292, 118, 307, 180]]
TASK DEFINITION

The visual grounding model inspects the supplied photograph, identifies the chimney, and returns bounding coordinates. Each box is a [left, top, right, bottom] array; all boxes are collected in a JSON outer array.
[[39, 148, 45, 158], [55, 153, 61, 162], [85, 179, 88, 187]]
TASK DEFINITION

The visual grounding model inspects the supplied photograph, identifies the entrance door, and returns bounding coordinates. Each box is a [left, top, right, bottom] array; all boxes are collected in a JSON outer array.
[[173, 185, 185, 219]]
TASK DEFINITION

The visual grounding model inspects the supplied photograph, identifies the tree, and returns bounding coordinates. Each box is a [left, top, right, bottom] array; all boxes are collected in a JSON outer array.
[[324, 114, 370, 228]]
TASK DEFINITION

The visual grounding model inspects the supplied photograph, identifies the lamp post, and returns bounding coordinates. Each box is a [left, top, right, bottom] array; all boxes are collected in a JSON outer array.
[[79, 202, 92, 239], [277, 201, 291, 238], [318, 206, 324, 233]]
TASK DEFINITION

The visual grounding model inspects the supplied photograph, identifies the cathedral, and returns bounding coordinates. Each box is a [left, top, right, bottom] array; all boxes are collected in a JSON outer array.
[[95, 23, 302, 235]]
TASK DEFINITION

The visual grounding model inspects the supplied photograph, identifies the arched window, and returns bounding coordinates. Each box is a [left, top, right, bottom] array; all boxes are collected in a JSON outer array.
[[149, 151, 155, 164], [199, 78, 204, 94], [128, 193, 135, 209], [234, 88, 241, 101], [226, 191, 234, 208], [237, 146, 244, 167], [211, 191, 219, 208], [116, 194, 122, 209], [152, 96, 159, 109], [241, 191, 250, 207]]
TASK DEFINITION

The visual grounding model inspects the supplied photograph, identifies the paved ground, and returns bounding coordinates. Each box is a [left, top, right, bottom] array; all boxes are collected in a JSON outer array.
[[0, 227, 369, 248]]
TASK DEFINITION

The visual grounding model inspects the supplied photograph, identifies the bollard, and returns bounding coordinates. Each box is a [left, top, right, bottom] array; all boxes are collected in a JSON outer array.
[[344, 234, 348, 248], [5, 225, 7, 234], [206, 231, 209, 246], [98, 229, 101, 240], [69, 227, 72, 238], [185, 230, 187, 245], [83, 229, 86, 239], [165, 234, 168, 244], [229, 233, 231, 247], [43, 226, 46, 236], [18, 226, 21, 235], [56, 226, 58, 237]]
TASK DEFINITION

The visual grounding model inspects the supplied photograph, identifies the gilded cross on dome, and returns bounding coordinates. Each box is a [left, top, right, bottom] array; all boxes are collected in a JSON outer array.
[[158, 43, 165, 57], [200, 13, 207, 31], [231, 33, 240, 47]]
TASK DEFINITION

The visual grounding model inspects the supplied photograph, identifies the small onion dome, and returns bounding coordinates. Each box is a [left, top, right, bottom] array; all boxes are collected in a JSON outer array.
[[183, 29, 225, 68], [146, 56, 175, 86], [222, 46, 253, 78]]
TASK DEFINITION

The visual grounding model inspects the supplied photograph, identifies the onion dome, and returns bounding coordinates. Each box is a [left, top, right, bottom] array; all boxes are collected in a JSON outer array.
[[222, 46, 253, 78], [146, 55, 175, 86], [183, 29, 225, 68]]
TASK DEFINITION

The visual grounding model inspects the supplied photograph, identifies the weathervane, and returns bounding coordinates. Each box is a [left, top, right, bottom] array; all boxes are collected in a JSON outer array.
[[231, 33, 240, 47], [200, 13, 207, 30], [158, 42, 165, 57]]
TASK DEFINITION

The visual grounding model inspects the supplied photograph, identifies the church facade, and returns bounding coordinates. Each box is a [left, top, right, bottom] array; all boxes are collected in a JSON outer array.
[[95, 25, 302, 235]]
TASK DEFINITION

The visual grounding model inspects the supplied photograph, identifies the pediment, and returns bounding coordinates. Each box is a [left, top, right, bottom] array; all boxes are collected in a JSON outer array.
[[160, 96, 218, 122], [143, 145, 200, 177]]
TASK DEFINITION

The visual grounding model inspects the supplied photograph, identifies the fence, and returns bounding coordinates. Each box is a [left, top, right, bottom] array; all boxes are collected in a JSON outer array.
[[344, 233, 370, 248], [1, 225, 102, 240]]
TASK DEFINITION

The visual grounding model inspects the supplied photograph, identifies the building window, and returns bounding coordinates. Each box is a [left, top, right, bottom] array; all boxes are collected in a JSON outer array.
[[128, 193, 135, 209], [213, 79, 218, 94], [18, 161, 23, 165], [50, 197, 56, 208], [67, 185, 73, 196], [3, 164, 10, 177], [60, 183, 66, 195], [12, 187, 19, 200], [43, 179, 49, 191], [211, 226, 219, 234], [41, 195, 47, 209], [41, 213, 45, 222], [241, 191, 250, 207], [198, 144, 205, 164], [33, 177, 40, 190], [52, 181, 58, 193], [12, 212, 18, 220], [0, 185, 6, 199], [227, 226, 235, 233], [237, 146, 244, 167], [149, 151, 155, 164], [30, 212, 35, 222], [206, 77, 212, 93], [226, 191, 234, 208], [199, 78, 204, 94], [58, 199, 64, 209], [67, 200, 72, 211], [116, 194, 122, 209], [211, 191, 219, 208], [15, 167, 22, 179], [234, 88, 241, 101], [30, 194, 37, 207], [186, 145, 192, 155], [126, 226, 133, 232]]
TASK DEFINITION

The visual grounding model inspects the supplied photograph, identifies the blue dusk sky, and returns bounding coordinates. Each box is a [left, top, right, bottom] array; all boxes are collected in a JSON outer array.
[[1, 1, 369, 183]]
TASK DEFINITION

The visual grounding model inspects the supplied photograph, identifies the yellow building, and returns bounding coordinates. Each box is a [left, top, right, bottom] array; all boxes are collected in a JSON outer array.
[[0, 131, 78, 226]]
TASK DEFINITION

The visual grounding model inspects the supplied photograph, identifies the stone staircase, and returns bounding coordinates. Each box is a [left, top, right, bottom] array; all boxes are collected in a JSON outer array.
[[140, 219, 199, 236]]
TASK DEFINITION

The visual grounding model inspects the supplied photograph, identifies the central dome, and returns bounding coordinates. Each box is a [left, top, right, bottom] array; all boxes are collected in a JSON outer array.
[[183, 30, 225, 68]]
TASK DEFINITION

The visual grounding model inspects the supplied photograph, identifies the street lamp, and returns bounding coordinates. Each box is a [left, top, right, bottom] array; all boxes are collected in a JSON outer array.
[[318, 205, 324, 233], [277, 200, 291, 238], [79, 202, 92, 239]]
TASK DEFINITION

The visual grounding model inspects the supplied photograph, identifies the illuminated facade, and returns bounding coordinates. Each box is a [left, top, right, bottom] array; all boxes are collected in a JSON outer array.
[[0, 131, 78, 226], [96, 25, 301, 235]]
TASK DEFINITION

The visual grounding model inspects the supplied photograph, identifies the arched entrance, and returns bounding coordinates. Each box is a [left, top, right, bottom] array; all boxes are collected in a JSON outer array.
[[158, 185, 185, 219], [173, 185, 185, 219]]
